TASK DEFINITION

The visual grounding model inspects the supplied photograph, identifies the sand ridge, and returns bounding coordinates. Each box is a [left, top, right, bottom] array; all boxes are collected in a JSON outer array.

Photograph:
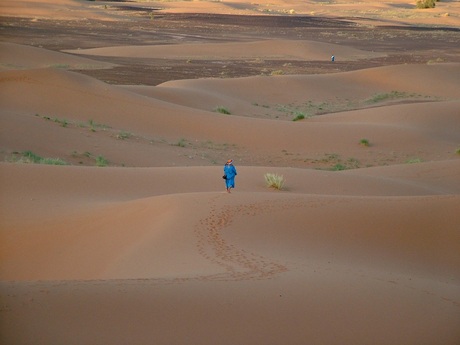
[[65, 39, 386, 61]]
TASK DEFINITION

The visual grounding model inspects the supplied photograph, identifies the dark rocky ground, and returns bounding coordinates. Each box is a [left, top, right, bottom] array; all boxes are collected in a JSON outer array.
[[1, 11, 459, 85]]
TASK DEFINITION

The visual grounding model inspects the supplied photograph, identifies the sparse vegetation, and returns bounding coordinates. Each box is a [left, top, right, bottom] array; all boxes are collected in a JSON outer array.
[[8, 151, 68, 165], [270, 70, 284, 76], [406, 158, 423, 164], [72, 151, 112, 167], [36, 114, 69, 127], [456, 147, 460, 155], [264, 173, 285, 190], [268, 91, 438, 121], [37, 114, 112, 132], [215, 106, 231, 115], [311, 153, 361, 171], [86, 119, 111, 132], [365, 91, 414, 104], [53, 118, 68, 127], [427, 57, 444, 64], [49, 64, 70, 69]]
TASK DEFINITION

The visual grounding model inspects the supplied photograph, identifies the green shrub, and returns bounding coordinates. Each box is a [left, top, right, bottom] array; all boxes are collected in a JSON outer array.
[[215, 106, 231, 115], [416, 0, 436, 9], [359, 138, 370, 147], [455, 147, 460, 155], [264, 173, 285, 190], [292, 112, 306, 121], [332, 163, 346, 171], [95, 155, 108, 167]]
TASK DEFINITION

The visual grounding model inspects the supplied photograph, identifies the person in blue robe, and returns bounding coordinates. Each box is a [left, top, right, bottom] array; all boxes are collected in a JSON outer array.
[[223, 159, 237, 193]]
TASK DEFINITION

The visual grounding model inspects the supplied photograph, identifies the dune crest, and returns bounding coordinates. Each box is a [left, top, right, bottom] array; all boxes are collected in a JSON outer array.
[[65, 39, 385, 61]]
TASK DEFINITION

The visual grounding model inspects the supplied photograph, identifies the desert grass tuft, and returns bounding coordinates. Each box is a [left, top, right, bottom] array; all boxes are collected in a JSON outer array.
[[215, 106, 231, 115], [416, 0, 436, 9], [359, 138, 370, 147], [264, 173, 285, 190], [292, 112, 306, 121], [95, 155, 108, 167], [332, 163, 346, 171]]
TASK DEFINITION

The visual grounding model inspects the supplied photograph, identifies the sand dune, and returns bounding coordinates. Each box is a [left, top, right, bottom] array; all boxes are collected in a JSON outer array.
[[0, 0, 123, 21], [0, 42, 116, 71], [2, 63, 459, 168], [1, 1, 460, 344], [126, 63, 460, 116], [2, 0, 460, 27], [3, 191, 459, 280], [2, 160, 460, 281], [1, 161, 459, 344], [66, 39, 385, 61]]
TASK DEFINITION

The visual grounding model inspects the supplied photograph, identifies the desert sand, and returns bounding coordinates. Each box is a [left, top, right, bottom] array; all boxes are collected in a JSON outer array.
[[1, 0, 460, 344]]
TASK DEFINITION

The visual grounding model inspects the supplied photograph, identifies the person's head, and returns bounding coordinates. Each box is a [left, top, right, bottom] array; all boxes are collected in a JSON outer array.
[[226, 159, 233, 165]]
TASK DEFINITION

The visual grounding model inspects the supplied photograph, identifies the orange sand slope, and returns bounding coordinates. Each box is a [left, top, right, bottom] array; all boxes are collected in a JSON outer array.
[[1, 60, 459, 167], [1, 161, 460, 344], [1, 161, 460, 281]]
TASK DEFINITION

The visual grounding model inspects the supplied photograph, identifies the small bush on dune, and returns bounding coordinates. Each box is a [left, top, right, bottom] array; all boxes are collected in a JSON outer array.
[[416, 0, 437, 9], [95, 155, 108, 167], [455, 147, 460, 155], [332, 163, 346, 171], [264, 173, 285, 190], [359, 138, 370, 147], [292, 112, 306, 121], [215, 106, 231, 115]]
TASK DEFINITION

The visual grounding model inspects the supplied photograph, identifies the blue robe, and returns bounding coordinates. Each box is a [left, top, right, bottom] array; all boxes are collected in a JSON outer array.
[[224, 164, 237, 188]]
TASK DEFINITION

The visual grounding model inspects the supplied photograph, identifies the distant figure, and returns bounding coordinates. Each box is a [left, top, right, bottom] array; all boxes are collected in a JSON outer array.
[[223, 159, 237, 193], [331, 55, 335, 62]]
